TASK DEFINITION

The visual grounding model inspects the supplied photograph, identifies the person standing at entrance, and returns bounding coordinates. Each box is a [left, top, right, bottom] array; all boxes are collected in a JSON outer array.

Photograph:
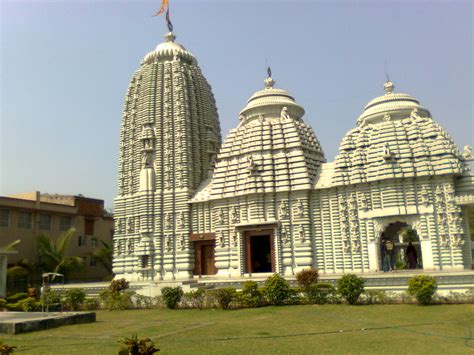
[[385, 240, 395, 271], [381, 239, 389, 272], [405, 241, 418, 269]]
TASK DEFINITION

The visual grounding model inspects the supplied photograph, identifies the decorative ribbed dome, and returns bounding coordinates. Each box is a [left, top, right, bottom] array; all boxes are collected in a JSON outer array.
[[357, 81, 430, 125], [240, 77, 304, 118], [191, 77, 325, 201], [142, 32, 195, 65]]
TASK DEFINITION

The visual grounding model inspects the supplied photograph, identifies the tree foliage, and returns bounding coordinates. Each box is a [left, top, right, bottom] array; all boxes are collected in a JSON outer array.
[[263, 274, 292, 306], [408, 275, 437, 305], [337, 274, 365, 305], [91, 239, 113, 274], [36, 228, 84, 278]]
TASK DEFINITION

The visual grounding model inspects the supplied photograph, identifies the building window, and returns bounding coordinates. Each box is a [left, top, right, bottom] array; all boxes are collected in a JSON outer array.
[[84, 218, 95, 235], [39, 214, 52, 230], [0, 209, 10, 227], [141, 255, 149, 269], [59, 216, 72, 231], [91, 237, 98, 247], [18, 211, 33, 229], [90, 256, 97, 267], [78, 235, 87, 246]]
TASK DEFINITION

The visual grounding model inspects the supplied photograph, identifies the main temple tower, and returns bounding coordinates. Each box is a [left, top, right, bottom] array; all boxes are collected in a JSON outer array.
[[113, 31, 221, 280]]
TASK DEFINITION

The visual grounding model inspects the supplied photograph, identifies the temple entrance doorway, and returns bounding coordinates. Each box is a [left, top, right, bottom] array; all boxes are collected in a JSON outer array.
[[244, 230, 275, 273], [193, 241, 216, 276], [379, 222, 422, 271]]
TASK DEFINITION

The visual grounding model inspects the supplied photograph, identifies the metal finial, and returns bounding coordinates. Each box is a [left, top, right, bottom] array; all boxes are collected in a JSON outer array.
[[384, 81, 395, 94], [385, 60, 390, 83], [264, 66, 275, 88]]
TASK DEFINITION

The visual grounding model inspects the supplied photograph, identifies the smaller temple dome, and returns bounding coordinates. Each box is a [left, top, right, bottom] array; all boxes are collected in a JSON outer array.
[[240, 76, 304, 118], [357, 81, 430, 125]]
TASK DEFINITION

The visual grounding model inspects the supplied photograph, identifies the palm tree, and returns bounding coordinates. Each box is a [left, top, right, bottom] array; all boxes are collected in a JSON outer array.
[[0, 240, 21, 251], [36, 228, 84, 278], [91, 240, 113, 274]]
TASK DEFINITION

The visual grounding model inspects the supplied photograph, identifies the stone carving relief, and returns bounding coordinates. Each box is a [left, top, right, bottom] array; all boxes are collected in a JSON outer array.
[[246, 155, 257, 176], [164, 213, 173, 229], [280, 106, 290, 121], [343, 239, 351, 253], [230, 206, 239, 224], [231, 231, 239, 247], [294, 199, 304, 219], [127, 217, 134, 233], [451, 234, 464, 247], [439, 234, 449, 247], [359, 194, 369, 211], [217, 208, 225, 224], [179, 234, 187, 251], [352, 239, 361, 252], [217, 233, 225, 248], [299, 226, 306, 243], [462, 145, 473, 160], [410, 108, 420, 120], [164, 236, 172, 252], [281, 226, 289, 244], [420, 186, 430, 207], [176, 211, 185, 229], [383, 113, 391, 122], [127, 238, 135, 253], [383, 143, 392, 160], [278, 201, 289, 220]]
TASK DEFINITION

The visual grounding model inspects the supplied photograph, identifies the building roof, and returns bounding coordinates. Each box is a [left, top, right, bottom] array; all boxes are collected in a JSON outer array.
[[191, 76, 325, 201], [329, 82, 465, 187]]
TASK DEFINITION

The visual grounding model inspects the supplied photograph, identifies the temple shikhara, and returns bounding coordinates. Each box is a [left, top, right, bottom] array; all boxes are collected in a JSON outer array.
[[112, 28, 474, 287]]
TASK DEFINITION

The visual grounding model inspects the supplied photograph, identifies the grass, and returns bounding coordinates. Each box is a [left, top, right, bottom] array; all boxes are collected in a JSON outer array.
[[2, 304, 473, 354]]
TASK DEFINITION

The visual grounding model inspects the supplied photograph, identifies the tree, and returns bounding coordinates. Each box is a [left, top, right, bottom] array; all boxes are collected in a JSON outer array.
[[36, 228, 84, 279], [0, 239, 21, 251], [91, 240, 113, 274]]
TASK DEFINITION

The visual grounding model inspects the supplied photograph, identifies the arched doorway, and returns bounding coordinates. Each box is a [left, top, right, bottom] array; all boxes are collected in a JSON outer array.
[[379, 222, 422, 271]]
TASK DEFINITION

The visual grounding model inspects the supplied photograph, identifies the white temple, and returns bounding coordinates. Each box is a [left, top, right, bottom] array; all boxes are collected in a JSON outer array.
[[113, 31, 474, 285]]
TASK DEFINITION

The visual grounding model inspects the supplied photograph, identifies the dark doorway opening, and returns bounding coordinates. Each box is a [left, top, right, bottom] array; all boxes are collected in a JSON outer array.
[[244, 230, 275, 273], [379, 222, 422, 271], [251, 235, 272, 272], [193, 241, 216, 276]]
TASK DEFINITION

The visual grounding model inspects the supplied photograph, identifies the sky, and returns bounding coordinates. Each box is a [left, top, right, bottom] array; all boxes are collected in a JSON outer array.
[[1, 0, 472, 210]]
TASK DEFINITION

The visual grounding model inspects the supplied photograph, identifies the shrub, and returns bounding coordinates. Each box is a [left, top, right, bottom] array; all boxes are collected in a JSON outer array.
[[307, 283, 336, 304], [263, 274, 292, 306], [64, 288, 86, 311], [17, 297, 37, 312], [133, 294, 155, 309], [337, 274, 365, 305], [100, 290, 135, 311], [7, 292, 28, 303], [296, 268, 319, 291], [238, 281, 263, 308], [109, 278, 129, 293], [161, 286, 183, 309], [213, 287, 237, 310], [0, 298, 7, 310], [185, 288, 206, 310], [42, 290, 63, 311], [0, 341, 16, 354], [118, 334, 159, 355], [407, 275, 437, 305], [84, 298, 101, 310]]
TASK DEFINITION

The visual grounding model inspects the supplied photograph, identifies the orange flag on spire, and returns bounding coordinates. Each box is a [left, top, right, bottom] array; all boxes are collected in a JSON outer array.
[[153, 0, 169, 16]]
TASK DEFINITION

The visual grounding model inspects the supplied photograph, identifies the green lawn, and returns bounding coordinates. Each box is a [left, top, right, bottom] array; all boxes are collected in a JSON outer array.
[[3, 305, 474, 354]]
